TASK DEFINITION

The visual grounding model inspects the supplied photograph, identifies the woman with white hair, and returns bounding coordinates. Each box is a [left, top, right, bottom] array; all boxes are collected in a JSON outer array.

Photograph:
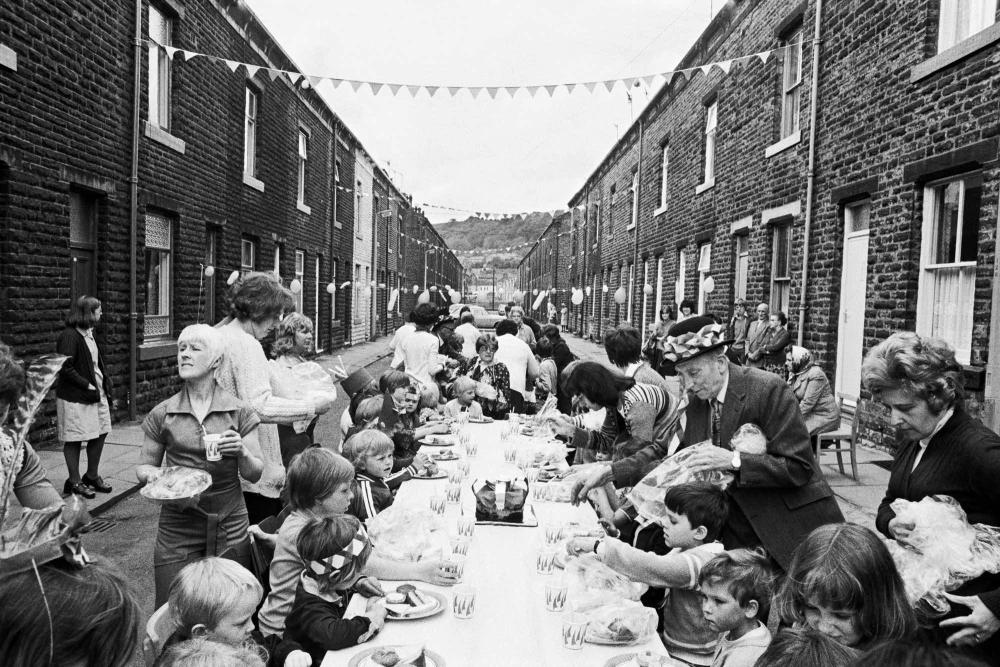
[[136, 324, 264, 606]]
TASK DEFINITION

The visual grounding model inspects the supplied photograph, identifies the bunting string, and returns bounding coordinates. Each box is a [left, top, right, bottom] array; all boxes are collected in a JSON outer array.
[[151, 38, 795, 99]]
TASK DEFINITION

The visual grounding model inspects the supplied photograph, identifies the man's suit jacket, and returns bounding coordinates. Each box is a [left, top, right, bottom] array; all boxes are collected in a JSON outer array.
[[745, 319, 769, 368], [684, 363, 844, 569]]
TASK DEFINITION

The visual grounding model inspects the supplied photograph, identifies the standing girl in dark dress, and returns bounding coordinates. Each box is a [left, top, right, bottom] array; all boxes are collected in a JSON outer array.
[[56, 295, 113, 498]]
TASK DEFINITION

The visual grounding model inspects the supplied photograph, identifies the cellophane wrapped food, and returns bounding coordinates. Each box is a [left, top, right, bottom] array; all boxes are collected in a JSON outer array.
[[730, 423, 767, 455], [582, 600, 658, 645], [625, 442, 734, 522], [472, 473, 528, 522], [884, 495, 1000, 618], [566, 554, 648, 609], [365, 505, 450, 561], [270, 361, 339, 433]]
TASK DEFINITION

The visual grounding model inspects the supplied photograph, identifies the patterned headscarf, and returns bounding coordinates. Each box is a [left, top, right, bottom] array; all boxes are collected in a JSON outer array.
[[787, 345, 813, 376], [301, 518, 373, 590]]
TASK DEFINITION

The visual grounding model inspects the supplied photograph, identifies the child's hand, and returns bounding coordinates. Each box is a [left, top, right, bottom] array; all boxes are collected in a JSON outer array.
[[566, 537, 596, 555], [366, 599, 388, 627], [355, 576, 385, 598], [283, 650, 312, 667], [598, 518, 620, 538], [418, 558, 459, 585]]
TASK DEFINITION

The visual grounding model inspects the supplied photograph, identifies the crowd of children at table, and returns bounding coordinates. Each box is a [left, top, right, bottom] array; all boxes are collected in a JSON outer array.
[[1, 286, 995, 667]]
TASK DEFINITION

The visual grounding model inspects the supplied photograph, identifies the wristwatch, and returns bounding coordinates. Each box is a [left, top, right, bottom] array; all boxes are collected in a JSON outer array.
[[731, 450, 742, 471]]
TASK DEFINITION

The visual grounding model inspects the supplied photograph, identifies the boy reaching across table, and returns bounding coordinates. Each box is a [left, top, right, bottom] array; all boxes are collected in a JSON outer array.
[[567, 481, 729, 666]]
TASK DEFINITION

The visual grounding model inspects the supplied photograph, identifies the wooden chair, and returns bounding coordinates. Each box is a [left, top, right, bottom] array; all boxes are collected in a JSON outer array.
[[815, 393, 860, 481], [142, 603, 173, 666]]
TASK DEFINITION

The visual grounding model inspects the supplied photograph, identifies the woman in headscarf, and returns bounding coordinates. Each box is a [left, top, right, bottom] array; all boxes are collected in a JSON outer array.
[[785, 346, 841, 437]]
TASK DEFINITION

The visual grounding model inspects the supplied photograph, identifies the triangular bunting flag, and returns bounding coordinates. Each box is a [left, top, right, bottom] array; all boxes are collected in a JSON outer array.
[[718, 60, 732, 74], [447, 86, 462, 97], [329, 78, 343, 89], [527, 86, 540, 97], [164, 46, 179, 60], [389, 83, 403, 96], [224, 59, 241, 73], [504, 86, 519, 98], [603, 79, 616, 92], [756, 51, 771, 64], [642, 75, 656, 87], [543, 84, 558, 97], [350, 80, 364, 92], [267, 67, 281, 81], [181, 50, 198, 62], [624, 77, 637, 88], [246, 65, 260, 79], [406, 85, 421, 97], [308, 75, 323, 87], [370, 82, 384, 95], [486, 87, 499, 99], [565, 82, 577, 94], [287, 72, 302, 85], [469, 87, 483, 99], [426, 86, 440, 97], [584, 81, 598, 93]]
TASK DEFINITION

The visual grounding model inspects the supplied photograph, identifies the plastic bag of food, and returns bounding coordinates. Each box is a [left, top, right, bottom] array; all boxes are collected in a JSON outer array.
[[472, 472, 528, 522], [270, 361, 339, 433], [625, 442, 734, 522], [730, 423, 767, 455], [566, 554, 648, 607], [365, 505, 450, 561], [534, 395, 559, 423], [885, 495, 1000, 618], [581, 600, 658, 646]]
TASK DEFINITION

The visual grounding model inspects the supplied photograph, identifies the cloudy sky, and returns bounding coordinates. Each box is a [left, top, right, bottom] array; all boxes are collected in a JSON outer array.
[[244, 0, 721, 223]]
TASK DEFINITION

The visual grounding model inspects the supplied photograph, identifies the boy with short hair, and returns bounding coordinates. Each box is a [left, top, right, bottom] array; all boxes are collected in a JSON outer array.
[[698, 548, 776, 667], [442, 376, 484, 420], [567, 481, 729, 666], [342, 430, 409, 521]]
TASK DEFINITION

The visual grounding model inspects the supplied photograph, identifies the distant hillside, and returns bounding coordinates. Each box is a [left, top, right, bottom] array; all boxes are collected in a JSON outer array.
[[435, 212, 557, 268]]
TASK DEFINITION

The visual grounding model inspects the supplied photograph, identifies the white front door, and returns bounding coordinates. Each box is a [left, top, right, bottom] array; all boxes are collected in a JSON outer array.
[[835, 201, 871, 400]]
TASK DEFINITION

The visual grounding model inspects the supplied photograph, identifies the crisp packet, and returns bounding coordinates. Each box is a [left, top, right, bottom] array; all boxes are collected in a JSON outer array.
[[566, 554, 648, 608], [582, 600, 658, 645], [730, 423, 767, 454]]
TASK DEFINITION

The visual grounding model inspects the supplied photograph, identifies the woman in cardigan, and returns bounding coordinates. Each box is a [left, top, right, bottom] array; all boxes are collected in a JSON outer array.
[[55, 295, 113, 498], [862, 332, 1000, 663], [752, 311, 791, 378], [462, 334, 512, 419], [785, 345, 841, 436], [214, 272, 335, 524]]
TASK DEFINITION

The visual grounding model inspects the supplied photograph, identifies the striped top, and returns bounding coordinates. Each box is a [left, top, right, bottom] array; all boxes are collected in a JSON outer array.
[[349, 472, 394, 523]]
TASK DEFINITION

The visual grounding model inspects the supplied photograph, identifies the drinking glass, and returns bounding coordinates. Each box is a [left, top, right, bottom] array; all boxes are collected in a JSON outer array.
[[503, 446, 517, 463], [561, 613, 589, 649], [545, 580, 568, 612], [531, 482, 548, 502], [457, 516, 476, 537], [543, 522, 564, 547], [452, 585, 477, 619], [445, 554, 466, 581], [451, 536, 471, 556], [536, 548, 556, 575], [429, 494, 446, 516], [448, 469, 464, 485], [458, 460, 471, 479], [445, 482, 462, 504]]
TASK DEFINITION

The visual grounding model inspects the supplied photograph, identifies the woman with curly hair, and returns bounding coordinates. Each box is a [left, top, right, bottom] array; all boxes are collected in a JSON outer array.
[[462, 334, 512, 419], [862, 332, 1000, 661], [269, 313, 327, 468]]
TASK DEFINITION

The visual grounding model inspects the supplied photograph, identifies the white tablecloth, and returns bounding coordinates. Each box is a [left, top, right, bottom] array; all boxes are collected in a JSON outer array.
[[323, 421, 666, 667]]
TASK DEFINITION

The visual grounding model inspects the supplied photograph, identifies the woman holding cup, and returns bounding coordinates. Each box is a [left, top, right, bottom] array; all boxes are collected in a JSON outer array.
[[136, 324, 264, 606]]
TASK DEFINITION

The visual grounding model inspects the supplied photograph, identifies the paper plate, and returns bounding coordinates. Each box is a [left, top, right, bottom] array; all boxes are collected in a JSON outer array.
[[139, 466, 211, 503], [602, 652, 678, 667], [410, 471, 448, 480], [467, 416, 494, 423], [587, 634, 647, 647], [348, 646, 446, 667], [431, 451, 460, 461], [419, 436, 455, 447], [384, 590, 447, 621]]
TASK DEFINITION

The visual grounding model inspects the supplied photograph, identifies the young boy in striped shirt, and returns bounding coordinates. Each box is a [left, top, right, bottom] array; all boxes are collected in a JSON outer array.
[[343, 430, 403, 522]]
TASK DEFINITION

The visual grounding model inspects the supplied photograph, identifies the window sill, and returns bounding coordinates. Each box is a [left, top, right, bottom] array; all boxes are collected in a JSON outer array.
[[653, 205, 668, 217], [144, 122, 185, 154], [626, 223, 636, 231], [297, 201, 312, 215], [695, 179, 715, 195], [765, 130, 801, 158], [243, 172, 265, 192], [911, 22, 1000, 82], [139, 339, 177, 361], [334, 221, 343, 229]]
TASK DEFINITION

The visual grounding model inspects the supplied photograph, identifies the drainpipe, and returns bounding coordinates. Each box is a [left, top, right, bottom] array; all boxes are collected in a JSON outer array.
[[127, 0, 142, 421], [631, 118, 645, 324], [797, 0, 823, 347], [331, 122, 338, 349]]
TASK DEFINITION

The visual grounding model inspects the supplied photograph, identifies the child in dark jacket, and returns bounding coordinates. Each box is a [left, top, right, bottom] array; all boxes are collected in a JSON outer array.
[[343, 430, 404, 521], [281, 516, 387, 664]]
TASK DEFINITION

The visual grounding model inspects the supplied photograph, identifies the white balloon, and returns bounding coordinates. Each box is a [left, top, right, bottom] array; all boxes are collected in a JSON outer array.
[[412, 285, 420, 294], [643, 283, 654, 296], [532, 289, 539, 295], [388, 288, 398, 310], [289, 279, 302, 294], [326, 283, 336, 295], [227, 270, 240, 286], [204, 265, 215, 277], [571, 289, 584, 305], [703, 276, 716, 293], [340, 281, 352, 289], [430, 285, 438, 292], [417, 290, 431, 304], [585, 286, 592, 296], [602, 284, 609, 293], [614, 286, 627, 304], [532, 291, 546, 311]]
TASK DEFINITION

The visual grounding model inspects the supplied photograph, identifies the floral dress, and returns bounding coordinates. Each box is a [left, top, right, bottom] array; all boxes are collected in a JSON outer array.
[[463, 359, 512, 419]]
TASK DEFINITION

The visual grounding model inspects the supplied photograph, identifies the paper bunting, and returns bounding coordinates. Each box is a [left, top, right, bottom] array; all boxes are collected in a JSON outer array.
[[144, 38, 796, 101]]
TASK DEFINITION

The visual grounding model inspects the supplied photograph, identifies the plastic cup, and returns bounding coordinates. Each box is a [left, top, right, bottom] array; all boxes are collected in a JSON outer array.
[[202, 433, 223, 462], [445, 554, 466, 581], [561, 613, 589, 649], [451, 536, 471, 556], [429, 495, 446, 516], [536, 548, 557, 575], [452, 585, 477, 619], [448, 469, 464, 484], [545, 580, 568, 612], [504, 446, 517, 463], [525, 467, 540, 484], [543, 522, 564, 547], [457, 516, 475, 537], [531, 482, 548, 502], [445, 482, 462, 504], [458, 460, 471, 479]]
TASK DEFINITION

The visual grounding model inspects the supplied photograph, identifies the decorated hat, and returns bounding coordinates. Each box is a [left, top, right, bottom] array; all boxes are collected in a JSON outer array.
[[340, 367, 376, 398], [299, 516, 372, 585], [661, 316, 733, 366]]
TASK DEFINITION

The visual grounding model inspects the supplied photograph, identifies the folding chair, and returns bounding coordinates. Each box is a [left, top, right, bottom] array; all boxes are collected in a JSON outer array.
[[815, 392, 860, 481], [142, 603, 173, 666]]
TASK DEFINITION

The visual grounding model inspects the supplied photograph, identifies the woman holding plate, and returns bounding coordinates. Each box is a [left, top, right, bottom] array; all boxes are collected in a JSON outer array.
[[136, 324, 264, 606]]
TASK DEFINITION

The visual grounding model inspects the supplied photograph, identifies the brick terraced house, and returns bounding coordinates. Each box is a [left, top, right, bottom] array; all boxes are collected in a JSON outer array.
[[521, 0, 1000, 429], [0, 0, 462, 441]]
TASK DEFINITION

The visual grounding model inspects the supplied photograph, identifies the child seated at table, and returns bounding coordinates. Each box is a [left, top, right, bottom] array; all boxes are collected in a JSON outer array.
[[752, 627, 857, 667], [379, 376, 450, 473], [282, 516, 387, 664], [567, 482, 729, 666], [155, 634, 268, 667], [343, 395, 388, 442], [698, 548, 777, 667], [343, 430, 405, 521], [442, 376, 484, 420], [160, 557, 309, 666]]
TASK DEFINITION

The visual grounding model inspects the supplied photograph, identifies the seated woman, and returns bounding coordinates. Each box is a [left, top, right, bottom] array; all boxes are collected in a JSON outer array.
[[862, 331, 1000, 663], [461, 334, 512, 420], [786, 345, 841, 437], [604, 325, 672, 392], [136, 324, 265, 606]]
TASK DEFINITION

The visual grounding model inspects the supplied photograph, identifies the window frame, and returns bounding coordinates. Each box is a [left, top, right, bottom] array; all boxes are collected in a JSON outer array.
[[733, 233, 750, 302], [244, 85, 258, 177], [297, 129, 309, 206], [273, 244, 282, 280], [204, 226, 217, 324], [241, 237, 256, 276], [703, 100, 718, 185], [770, 221, 793, 315], [294, 249, 305, 313], [143, 211, 173, 340], [147, 4, 173, 131], [658, 144, 669, 212], [780, 29, 803, 139], [676, 249, 687, 305], [608, 186, 616, 239], [697, 242, 712, 313], [937, 0, 998, 52], [628, 169, 639, 230]]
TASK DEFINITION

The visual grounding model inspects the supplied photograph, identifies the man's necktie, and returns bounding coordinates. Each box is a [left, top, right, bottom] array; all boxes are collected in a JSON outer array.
[[711, 399, 723, 448]]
